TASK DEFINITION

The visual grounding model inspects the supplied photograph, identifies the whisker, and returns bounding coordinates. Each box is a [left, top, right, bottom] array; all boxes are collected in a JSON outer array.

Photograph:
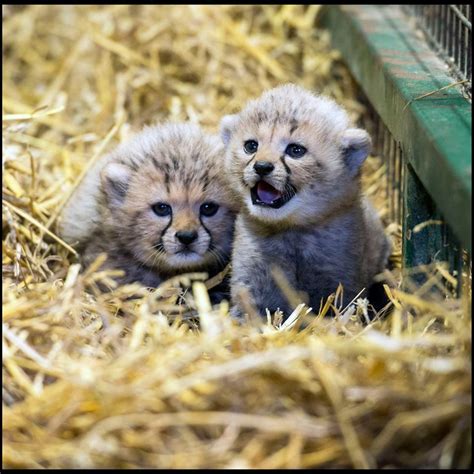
[[283, 182, 296, 202], [211, 249, 224, 267], [208, 246, 229, 269], [138, 246, 166, 271]]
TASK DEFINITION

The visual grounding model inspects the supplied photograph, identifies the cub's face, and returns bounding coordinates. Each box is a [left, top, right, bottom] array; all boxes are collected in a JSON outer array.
[[221, 84, 371, 226], [101, 124, 237, 276]]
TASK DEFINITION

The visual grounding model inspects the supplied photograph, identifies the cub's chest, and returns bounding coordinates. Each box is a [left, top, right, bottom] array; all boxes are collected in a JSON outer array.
[[264, 229, 340, 262], [261, 226, 357, 288]]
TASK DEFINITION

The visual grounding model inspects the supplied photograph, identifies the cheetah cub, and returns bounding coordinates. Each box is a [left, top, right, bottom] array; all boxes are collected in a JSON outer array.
[[59, 123, 237, 300], [220, 84, 391, 318]]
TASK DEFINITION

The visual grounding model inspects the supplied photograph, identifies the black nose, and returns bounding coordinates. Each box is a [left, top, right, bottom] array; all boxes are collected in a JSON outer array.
[[253, 161, 275, 176], [176, 230, 198, 245]]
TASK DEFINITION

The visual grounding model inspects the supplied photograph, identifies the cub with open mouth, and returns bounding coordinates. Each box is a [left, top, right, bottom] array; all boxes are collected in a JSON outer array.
[[221, 84, 391, 319], [59, 123, 238, 302]]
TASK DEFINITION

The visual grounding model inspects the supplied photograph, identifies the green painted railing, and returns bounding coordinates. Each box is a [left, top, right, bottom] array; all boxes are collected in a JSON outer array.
[[320, 5, 471, 275]]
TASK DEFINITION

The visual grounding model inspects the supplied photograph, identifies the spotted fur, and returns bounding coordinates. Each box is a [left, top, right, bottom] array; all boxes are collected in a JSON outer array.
[[60, 123, 237, 298], [220, 84, 391, 318]]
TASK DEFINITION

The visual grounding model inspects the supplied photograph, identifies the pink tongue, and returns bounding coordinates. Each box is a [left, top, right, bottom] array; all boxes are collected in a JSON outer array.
[[256, 181, 282, 204]]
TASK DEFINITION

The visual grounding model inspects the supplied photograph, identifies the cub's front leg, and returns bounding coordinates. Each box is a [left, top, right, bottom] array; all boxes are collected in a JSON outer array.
[[230, 224, 293, 319]]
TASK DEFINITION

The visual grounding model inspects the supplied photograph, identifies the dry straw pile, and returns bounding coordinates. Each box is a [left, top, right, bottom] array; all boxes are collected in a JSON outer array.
[[2, 5, 471, 469]]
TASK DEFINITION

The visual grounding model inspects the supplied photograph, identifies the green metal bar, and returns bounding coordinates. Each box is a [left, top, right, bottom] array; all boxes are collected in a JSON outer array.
[[403, 163, 447, 279], [319, 5, 471, 253], [402, 162, 463, 293]]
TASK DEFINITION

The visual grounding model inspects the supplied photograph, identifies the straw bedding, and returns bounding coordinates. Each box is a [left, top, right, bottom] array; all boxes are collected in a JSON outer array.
[[2, 5, 471, 469]]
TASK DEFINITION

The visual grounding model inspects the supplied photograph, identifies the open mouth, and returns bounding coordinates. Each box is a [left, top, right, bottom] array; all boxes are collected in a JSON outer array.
[[250, 180, 296, 209]]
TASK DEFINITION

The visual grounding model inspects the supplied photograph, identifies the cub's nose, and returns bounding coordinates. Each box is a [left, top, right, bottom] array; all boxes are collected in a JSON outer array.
[[253, 161, 274, 176], [176, 230, 198, 245]]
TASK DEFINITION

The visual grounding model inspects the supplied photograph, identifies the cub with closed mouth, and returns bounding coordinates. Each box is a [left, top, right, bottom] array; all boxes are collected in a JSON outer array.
[[221, 84, 391, 318], [60, 123, 237, 301]]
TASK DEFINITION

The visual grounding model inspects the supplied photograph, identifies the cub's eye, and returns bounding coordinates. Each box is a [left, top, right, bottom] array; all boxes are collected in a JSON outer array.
[[151, 202, 172, 217], [200, 202, 219, 217], [243, 140, 258, 154], [285, 143, 307, 159]]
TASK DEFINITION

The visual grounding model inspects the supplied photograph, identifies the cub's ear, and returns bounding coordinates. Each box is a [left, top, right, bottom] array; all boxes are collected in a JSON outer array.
[[220, 114, 239, 146], [101, 162, 132, 207], [341, 128, 371, 176]]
